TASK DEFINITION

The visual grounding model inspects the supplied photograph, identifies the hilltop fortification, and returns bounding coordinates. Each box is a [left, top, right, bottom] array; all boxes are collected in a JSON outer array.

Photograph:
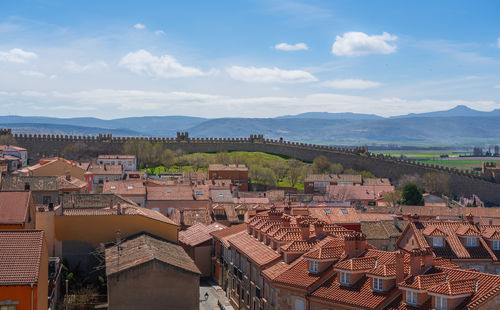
[[2, 129, 500, 204]]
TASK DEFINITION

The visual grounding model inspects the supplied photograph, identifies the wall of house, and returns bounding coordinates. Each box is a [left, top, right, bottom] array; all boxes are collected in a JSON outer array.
[[36, 210, 55, 256], [31, 160, 85, 180], [146, 200, 210, 215], [478, 293, 500, 310], [5, 131, 500, 204], [0, 285, 38, 310], [54, 214, 178, 247], [194, 245, 212, 278], [107, 260, 199, 310], [37, 239, 48, 310]]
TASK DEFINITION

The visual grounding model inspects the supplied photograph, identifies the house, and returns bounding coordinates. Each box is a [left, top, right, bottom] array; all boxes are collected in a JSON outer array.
[[0, 145, 28, 166], [0, 154, 20, 171], [1, 175, 59, 205], [360, 218, 408, 251], [179, 222, 226, 277], [397, 215, 500, 274], [423, 193, 449, 207], [86, 164, 124, 187], [0, 191, 35, 229], [209, 164, 249, 191], [105, 233, 200, 310], [321, 184, 395, 206], [169, 207, 213, 228], [363, 177, 391, 186], [304, 174, 363, 194], [308, 206, 361, 231], [97, 155, 136, 171], [28, 157, 88, 180], [57, 174, 88, 195], [0, 230, 48, 310], [146, 184, 210, 216], [103, 180, 146, 206]]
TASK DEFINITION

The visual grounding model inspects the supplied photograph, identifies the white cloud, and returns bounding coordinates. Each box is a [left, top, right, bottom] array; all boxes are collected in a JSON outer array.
[[155, 30, 165, 36], [0, 48, 38, 63], [64, 60, 108, 72], [20, 70, 56, 79], [321, 79, 381, 89], [274, 42, 309, 51], [134, 23, 146, 29], [119, 49, 208, 78], [226, 66, 317, 83], [332, 32, 397, 56]]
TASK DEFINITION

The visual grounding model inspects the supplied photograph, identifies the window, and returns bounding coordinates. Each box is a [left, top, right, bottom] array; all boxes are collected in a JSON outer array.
[[340, 271, 350, 285], [294, 299, 305, 310], [435, 296, 447, 310], [127, 185, 133, 190], [466, 237, 477, 247], [406, 291, 417, 305], [494, 240, 500, 250], [110, 185, 116, 189], [341, 209, 348, 214], [433, 237, 444, 247], [324, 209, 331, 214], [0, 306, 17, 310], [373, 278, 383, 291], [42, 196, 51, 205], [309, 260, 319, 273]]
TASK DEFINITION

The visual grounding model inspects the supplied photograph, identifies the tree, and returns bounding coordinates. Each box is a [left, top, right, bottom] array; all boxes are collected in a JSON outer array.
[[397, 174, 422, 189], [215, 151, 231, 165], [312, 155, 332, 173], [401, 183, 424, 205], [421, 172, 450, 195], [161, 149, 176, 167], [250, 165, 277, 186], [286, 159, 304, 187], [0, 134, 17, 145], [383, 190, 402, 207]]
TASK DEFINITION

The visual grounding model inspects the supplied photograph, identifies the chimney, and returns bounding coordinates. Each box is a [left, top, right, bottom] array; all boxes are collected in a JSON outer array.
[[466, 213, 474, 225], [284, 205, 291, 215], [282, 216, 291, 227], [409, 249, 423, 276], [314, 221, 324, 238], [65, 171, 71, 181], [24, 182, 30, 191], [395, 251, 405, 283], [117, 202, 122, 215], [48, 203, 54, 211], [422, 248, 434, 269], [299, 220, 310, 240], [344, 232, 367, 258]]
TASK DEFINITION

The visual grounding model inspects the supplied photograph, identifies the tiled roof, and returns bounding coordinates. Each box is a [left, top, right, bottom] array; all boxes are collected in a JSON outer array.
[[455, 224, 480, 236], [209, 164, 248, 171], [105, 233, 199, 276], [88, 164, 123, 175], [324, 185, 394, 202], [233, 197, 270, 204], [57, 175, 87, 190], [304, 243, 344, 260], [103, 180, 146, 196], [61, 193, 136, 208], [357, 213, 395, 222], [308, 207, 360, 224], [362, 178, 391, 186], [427, 277, 477, 296], [481, 227, 500, 239], [304, 174, 362, 183], [361, 220, 407, 240], [422, 225, 448, 236], [399, 272, 449, 290], [1, 175, 59, 191], [210, 224, 247, 247], [211, 189, 234, 203], [146, 184, 210, 201], [179, 222, 226, 247], [28, 157, 87, 172], [334, 256, 378, 271], [0, 191, 31, 224], [0, 230, 44, 284], [227, 231, 280, 267]]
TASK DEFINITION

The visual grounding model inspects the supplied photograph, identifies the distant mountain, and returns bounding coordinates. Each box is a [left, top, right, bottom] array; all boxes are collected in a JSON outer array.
[[391, 105, 500, 118], [4, 123, 143, 136], [276, 112, 384, 120]]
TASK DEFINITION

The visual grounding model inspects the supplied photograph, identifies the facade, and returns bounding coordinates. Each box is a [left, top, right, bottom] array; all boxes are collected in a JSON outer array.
[[105, 233, 200, 310], [179, 222, 226, 277], [87, 164, 124, 186], [0, 145, 28, 167], [397, 215, 500, 274], [209, 164, 249, 191], [304, 174, 363, 194], [0, 154, 20, 171], [1, 176, 59, 205], [0, 191, 35, 230], [97, 155, 136, 171], [103, 180, 146, 206], [0, 230, 48, 310]]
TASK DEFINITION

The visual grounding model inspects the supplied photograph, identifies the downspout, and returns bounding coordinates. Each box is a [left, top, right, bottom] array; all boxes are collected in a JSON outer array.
[[30, 283, 34, 310]]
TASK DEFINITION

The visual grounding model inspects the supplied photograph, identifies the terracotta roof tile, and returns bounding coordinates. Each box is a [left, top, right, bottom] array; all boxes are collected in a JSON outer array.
[[179, 222, 226, 247], [210, 224, 247, 247], [0, 191, 31, 224], [88, 164, 123, 175], [427, 277, 477, 296], [0, 230, 44, 284], [103, 180, 146, 196], [334, 256, 378, 271], [227, 231, 280, 267], [105, 233, 199, 276]]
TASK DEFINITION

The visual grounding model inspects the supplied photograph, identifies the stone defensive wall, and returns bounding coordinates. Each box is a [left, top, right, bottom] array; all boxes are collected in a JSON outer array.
[[2, 129, 500, 205]]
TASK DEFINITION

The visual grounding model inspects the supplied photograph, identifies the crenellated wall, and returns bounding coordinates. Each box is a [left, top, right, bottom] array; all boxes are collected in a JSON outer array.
[[3, 129, 500, 204]]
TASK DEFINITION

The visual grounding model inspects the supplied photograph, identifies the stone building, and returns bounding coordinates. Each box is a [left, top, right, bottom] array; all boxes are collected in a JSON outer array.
[[209, 164, 249, 191], [105, 233, 200, 310]]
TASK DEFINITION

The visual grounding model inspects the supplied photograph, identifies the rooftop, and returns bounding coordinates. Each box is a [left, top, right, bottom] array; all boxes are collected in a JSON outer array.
[[209, 164, 248, 171], [304, 174, 362, 183], [179, 222, 226, 247], [0, 191, 31, 225], [88, 164, 123, 175], [1, 175, 59, 191], [103, 180, 146, 196]]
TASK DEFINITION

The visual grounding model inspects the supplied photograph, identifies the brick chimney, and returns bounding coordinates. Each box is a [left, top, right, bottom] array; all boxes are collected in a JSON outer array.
[[409, 249, 423, 276], [299, 220, 310, 240], [395, 251, 405, 283], [314, 221, 324, 238], [268, 206, 283, 220], [282, 216, 291, 227], [422, 248, 434, 269], [65, 170, 71, 181], [466, 213, 474, 225], [344, 232, 367, 258], [284, 205, 291, 215]]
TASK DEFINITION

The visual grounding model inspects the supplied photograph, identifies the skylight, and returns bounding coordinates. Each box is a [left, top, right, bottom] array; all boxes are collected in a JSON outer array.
[[341, 209, 348, 214], [127, 185, 133, 190], [110, 186, 116, 189], [325, 209, 331, 214]]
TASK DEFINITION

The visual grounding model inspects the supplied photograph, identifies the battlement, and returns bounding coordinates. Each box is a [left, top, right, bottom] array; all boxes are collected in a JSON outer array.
[[0, 128, 12, 136]]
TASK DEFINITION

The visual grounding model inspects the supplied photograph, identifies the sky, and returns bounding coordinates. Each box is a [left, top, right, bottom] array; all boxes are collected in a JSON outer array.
[[1, 0, 500, 119]]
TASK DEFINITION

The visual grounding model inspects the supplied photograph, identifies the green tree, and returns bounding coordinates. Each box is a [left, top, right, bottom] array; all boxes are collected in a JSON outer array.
[[161, 149, 176, 167], [286, 159, 304, 187], [401, 183, 424, 205]]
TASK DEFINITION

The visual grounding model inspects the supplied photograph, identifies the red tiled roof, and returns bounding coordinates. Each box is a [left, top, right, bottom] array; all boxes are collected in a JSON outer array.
[[422, 225, 447, 236], [455, 224, 481, 236], [57, 175, 87, 190], [179, 222, 226, 247], [88, 164, 123, 175], [0, 230, 44, 284], [210, 224, 247, 247], [482, 227, 500, 239], [103, 180, 145, 196], [304, 174, 362, 183], [324, 185, 394, 202], [427, 277, 477, 296], [399, 272, 449, 290], [209, 164, 248, 171], [0, 191, 31, 224], [105, 233, 199, 276], [334, 256, 378, 271], [146, 184, 210, 201], [227, 231, 280, 267]]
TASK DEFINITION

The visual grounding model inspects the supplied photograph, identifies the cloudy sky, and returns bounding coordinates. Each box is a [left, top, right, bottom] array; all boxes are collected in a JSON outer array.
[[1, 0, 500, 119]]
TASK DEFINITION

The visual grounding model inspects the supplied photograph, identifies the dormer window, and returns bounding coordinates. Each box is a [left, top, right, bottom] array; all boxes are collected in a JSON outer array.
[[435, 296, 447, 310], [493, 240, 500, 250], [340, 271, 350, 285], [466, 237, 477, 247], [309, 261, 318, 273], [373, 278, 383, 291], [433, 237, 444, 247], [406, 290, 417, 306]]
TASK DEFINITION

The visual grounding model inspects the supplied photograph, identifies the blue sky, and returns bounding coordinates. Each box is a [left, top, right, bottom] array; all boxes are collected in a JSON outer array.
[[1, 0, 500, 118]]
